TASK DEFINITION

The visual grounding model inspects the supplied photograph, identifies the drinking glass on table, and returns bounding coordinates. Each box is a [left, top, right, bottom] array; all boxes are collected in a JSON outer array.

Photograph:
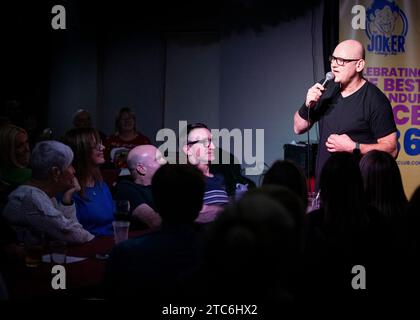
[[49, 240, 67, 265], [113, 221, 130, 244], [114, 200, 130, 221]]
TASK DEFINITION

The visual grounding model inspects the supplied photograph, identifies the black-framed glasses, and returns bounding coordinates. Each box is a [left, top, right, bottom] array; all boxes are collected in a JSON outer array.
[[329, 55, 361, 66], [187, 138, 212, 148]]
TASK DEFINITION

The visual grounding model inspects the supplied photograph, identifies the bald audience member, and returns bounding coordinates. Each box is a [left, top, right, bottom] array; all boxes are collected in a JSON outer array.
[[114, 145, 166, 229]]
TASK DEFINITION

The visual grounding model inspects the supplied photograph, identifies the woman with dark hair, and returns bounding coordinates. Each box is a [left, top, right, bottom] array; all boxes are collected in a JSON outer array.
[[262, 160, 308, 209], [359, 150, 411, 281], [407, 185, 420, 255], [359, 150, 408, 220], [63, 128, 115, 236], [303, 152, 391, 301], [318, 153, 369, 235], [104, 107, 150, 170]]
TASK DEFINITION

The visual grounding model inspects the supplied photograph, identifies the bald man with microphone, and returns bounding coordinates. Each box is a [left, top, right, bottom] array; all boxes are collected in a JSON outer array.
[[293, 39, 397, 189]]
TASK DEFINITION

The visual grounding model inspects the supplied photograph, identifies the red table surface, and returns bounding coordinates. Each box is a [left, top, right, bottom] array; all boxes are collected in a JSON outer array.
[[6, 230, 149, 300]]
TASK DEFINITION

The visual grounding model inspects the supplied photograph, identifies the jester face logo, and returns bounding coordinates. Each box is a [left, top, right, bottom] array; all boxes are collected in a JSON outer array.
[[366, 0, 408, 55]]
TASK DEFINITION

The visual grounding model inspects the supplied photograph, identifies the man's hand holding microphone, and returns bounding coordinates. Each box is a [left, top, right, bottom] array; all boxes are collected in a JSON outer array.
[[305, 72, 335, 108]]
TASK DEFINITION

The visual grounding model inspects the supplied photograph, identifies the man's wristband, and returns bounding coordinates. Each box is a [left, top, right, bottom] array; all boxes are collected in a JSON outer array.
[[298, 103, 310, 120]]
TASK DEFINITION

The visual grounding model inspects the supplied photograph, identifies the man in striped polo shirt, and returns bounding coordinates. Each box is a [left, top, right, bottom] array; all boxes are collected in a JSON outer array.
[[182, 123, 229, 224]]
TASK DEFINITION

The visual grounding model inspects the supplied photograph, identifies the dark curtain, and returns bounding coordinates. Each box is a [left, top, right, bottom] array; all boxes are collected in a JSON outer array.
[[322, 0, 339, 74]]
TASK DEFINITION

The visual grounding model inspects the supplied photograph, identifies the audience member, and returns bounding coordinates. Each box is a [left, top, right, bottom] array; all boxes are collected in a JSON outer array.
[[104, 107, 150, 170], [257, 185, 306, 253], [105, 164, 205, 300], [114, 145, 166, 230], [315, 153, 370, 235], [63, 128, 115, 236], [2, 141, 94, 244], [0, 124, 31, 188], [0, 124, 31, 266], [359, 150, 408, 220], [360, 150, 409, 262], [303, 152, 389, 301], [407, 185, 420, 255], [72, 109, 107, 142], [182, 123, 229, 223], [405, 185, 420, 296], [0, 272, 8, 300], [262, 160, 308, 209], [73, 109, 92, 129], [196, 191, 298, 304]]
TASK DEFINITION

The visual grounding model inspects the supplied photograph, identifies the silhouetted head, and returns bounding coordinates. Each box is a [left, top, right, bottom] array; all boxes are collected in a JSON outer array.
[[201, 191, 297, 301], [407, 185, 420, 245], [320, 152, 367, 232], [152, 164, 205, 225], [262, 160, 308, 208], [360, 150, 407, 219], [256, 185, 306, 253]]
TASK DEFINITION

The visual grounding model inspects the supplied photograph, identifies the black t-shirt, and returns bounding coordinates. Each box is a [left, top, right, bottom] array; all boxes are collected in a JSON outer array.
[[306, 80, 396, 188], [114, 180, 156, 230], [115, 180, 156, 211]]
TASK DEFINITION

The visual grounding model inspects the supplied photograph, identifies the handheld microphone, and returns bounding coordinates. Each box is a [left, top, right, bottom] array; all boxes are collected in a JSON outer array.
[[307, 72, 335, 109], [321, 71, 335, 87]]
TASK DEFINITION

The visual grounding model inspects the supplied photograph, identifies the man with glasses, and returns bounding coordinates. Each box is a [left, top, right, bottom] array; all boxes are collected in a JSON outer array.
[[293, 39, 397, 189], [182, 123, 229, 223]]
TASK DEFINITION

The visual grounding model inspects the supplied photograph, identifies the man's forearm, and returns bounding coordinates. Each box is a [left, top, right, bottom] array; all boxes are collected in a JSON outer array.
[[132, 204, 162, 229], [359, 132, 398, 158], [294, 110, 312, 134], [326, 132, 398, 158], [360, 141, 398, 158]]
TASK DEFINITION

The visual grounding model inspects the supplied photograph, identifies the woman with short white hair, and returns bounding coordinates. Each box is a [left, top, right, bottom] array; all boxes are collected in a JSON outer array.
[[3, 141, 94, 244]]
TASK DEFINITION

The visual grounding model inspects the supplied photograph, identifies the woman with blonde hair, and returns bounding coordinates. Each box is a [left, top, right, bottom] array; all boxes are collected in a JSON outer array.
[[63, 128, 115, 236], [0, 124, 31, 187], [0, 124, 32, 261]]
